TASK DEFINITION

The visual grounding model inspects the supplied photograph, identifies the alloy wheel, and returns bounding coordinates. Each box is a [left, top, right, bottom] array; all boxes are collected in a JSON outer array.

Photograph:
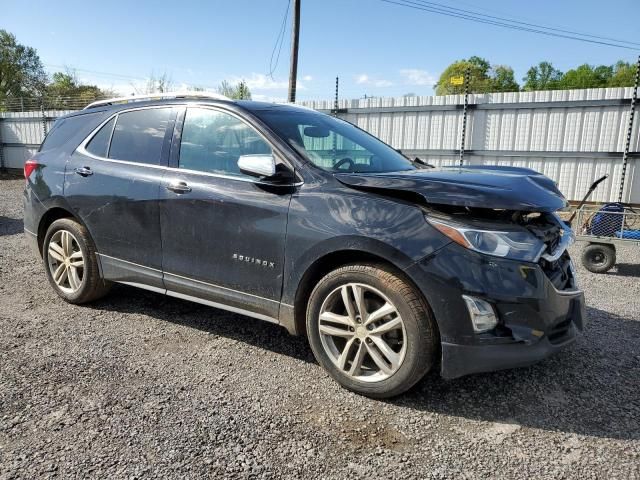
[[47, 230, 85, 294], [318, 283, 407, 382]]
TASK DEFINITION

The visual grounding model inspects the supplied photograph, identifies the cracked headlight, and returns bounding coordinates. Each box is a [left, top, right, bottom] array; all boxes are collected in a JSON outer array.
[[428, 218, 546, 262]]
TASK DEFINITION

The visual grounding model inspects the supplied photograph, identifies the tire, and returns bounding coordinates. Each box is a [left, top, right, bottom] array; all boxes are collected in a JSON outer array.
[[306, 264, 437, 398], [43, 218, 111, 303], [581, 243, 616, 274]]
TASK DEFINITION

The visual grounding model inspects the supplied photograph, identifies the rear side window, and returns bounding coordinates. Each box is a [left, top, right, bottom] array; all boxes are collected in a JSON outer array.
[[40, 112, 102, 152], [85, 117, 115, 157], [108, 108, 172, 165]]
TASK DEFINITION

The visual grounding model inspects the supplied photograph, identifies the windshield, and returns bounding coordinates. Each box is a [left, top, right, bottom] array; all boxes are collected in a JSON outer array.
[[253, 108, 416, 173]]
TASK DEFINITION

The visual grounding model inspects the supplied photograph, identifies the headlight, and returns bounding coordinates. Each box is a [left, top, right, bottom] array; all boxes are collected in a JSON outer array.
[[428, 218, 546, 262]]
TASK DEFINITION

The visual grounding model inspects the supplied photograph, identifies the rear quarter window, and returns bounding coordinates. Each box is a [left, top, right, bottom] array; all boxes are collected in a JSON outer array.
[[40, 112, 103, 152], [85, 117, 115, 157]]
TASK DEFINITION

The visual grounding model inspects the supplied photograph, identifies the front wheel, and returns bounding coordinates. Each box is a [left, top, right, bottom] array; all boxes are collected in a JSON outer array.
[[306, 264, 437, 398]]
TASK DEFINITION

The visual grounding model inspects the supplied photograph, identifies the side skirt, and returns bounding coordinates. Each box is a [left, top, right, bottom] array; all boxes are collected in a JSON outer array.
[[114, 280, 281, 326]]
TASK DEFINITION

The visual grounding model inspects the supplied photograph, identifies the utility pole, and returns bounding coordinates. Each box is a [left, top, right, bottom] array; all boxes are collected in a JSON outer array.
[[287, 0, 301, 103], [618, 55, 640, 203]]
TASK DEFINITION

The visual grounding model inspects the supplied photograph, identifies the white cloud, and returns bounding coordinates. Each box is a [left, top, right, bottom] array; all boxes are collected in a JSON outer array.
[[85, 71, 307, 100], [243, 74, 288, 90], [374, 79, 393, 87], [356, 74, 370, 84], [355, 74, 393, 88], [400, 68, 436, 86], [228, 73, 308, 92], [89, 80, 141, 96]]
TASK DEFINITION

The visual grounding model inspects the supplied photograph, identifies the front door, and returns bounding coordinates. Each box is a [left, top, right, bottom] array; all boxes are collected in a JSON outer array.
[[65, 106, 176, 289], [159, 106, 292, 320]]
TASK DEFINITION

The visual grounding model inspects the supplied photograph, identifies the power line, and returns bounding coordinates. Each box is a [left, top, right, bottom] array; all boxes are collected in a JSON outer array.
[[379, 0, 640, 51], [43, 64, 147, 81], [417, 0, 640, 47], [383, 0, 640, 50], [267, 0, 291, 80]]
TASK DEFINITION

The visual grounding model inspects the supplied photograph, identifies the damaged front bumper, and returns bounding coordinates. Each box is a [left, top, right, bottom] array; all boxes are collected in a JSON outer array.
[[405, 241, 586, 379], [440, 286, 585, 378]]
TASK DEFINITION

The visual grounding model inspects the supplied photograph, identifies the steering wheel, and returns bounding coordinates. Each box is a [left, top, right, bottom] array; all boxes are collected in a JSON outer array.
[[333, 157, 354, 171]]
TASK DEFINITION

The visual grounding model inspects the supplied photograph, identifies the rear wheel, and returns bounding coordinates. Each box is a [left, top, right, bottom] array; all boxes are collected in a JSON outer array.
[[306, 264, 437, 398], [43, 218, 111, 303], [581, 243, 616, 274]]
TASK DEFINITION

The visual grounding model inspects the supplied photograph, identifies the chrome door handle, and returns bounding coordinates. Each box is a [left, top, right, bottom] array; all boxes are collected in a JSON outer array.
[[74, 166, 93, 177], [166, 181, 192, 194]]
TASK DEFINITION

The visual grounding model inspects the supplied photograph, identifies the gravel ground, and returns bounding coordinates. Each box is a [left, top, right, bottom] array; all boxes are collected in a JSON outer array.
[[1, 176, 639, 479]]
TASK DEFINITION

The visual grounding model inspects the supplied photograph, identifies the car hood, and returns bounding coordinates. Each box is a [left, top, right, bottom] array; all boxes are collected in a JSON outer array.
[[335, 165, 567, 212]]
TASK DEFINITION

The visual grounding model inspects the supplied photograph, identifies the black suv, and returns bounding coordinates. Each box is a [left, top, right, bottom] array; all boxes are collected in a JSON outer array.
[[23, 93, 585, 398]]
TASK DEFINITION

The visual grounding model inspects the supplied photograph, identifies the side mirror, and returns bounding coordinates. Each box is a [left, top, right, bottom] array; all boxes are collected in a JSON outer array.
[[238, 154, 276, 178]]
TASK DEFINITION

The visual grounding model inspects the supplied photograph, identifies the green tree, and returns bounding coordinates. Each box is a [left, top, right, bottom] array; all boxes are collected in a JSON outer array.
[[490, 65, 519, 92], [436, 56, 490, 95], [46, 70, 114, 108], [557, 64, 613, 89], [217, 80, 252, 100], [435, 57, 519, 95], [608, 61, 636, 87], [0, 29, 47, 102], [522, 61, 563, 91]]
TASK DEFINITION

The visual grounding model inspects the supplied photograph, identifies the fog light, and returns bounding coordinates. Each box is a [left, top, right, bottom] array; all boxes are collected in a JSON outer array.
[[462, 295, 498, 333]]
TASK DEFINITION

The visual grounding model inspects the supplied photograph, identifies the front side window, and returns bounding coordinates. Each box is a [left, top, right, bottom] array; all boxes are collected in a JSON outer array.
[[108, 108, 172, 165], [252, 108, 415, 173], [179, 107, 272, 177]]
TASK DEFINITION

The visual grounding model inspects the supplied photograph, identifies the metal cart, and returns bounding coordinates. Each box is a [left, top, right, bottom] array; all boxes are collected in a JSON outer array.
[[567, 175, 640, 273]]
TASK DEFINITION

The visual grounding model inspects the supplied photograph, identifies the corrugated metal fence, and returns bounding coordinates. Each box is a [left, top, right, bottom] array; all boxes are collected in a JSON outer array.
[[1, 87, 638, 203], [0, 110, 75, 172]]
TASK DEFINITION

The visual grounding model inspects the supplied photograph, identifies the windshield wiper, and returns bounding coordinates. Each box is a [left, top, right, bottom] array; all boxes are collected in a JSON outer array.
[[412, 157, 435, 169]]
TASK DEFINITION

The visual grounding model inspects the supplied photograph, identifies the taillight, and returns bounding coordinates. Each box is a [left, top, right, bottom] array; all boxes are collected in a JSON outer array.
[[24, 159, 39, 182]]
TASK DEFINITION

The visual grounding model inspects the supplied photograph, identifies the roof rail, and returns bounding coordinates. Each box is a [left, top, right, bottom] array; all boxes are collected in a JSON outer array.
[[83, 91, 231, 110]]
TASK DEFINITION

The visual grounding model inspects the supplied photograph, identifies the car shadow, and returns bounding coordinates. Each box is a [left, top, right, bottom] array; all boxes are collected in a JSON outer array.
[[91, 287, 638, 441], [607, 263, 640, 277], [90, 284, 315, 364], [389, 305, 640, 441], [0, 216, 24, 237]]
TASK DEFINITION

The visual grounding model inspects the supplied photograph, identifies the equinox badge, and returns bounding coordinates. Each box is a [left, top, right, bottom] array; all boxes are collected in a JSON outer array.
[[232, 253, 275, 268]]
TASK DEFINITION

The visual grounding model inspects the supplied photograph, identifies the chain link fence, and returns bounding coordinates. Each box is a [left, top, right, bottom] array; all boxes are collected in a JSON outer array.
[[0, 94, 110, 112]]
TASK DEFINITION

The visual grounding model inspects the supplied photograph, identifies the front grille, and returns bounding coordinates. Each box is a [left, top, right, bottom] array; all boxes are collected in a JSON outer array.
[[545, 232, 561, 254], [526, 214, 563, 257], [539, 251, 573, 291], [548, 317, 572, 344]]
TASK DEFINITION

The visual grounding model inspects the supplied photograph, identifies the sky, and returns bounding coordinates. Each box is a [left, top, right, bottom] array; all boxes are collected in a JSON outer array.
[[3, 0, 639, 101]]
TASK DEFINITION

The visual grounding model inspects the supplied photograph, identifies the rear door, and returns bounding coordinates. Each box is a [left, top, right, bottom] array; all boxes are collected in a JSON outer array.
[[158, 106, 292, 320], [66, 106, 176, 289]]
